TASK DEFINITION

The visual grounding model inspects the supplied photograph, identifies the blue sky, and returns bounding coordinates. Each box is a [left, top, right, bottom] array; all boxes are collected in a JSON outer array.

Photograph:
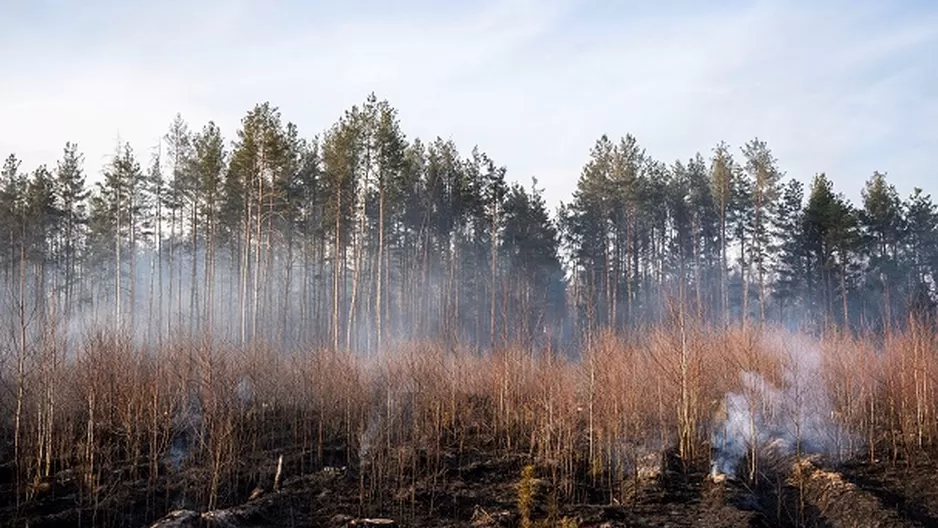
[[1, 0, 936, 208]]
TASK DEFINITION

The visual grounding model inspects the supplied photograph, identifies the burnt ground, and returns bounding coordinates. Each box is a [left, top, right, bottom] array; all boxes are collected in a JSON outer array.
[[6, 451, 938, 527], [837, 458, 938, 527], [148, 450, 773, 528], [0, 448, 769, 528]]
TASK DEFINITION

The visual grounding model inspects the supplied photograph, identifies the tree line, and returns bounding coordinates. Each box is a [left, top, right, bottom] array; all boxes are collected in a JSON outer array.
[[561, 135, 937, 334], [1, 94, 935, 355]]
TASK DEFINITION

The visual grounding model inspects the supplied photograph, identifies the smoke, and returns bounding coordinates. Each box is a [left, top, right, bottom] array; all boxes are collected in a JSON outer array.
[[42, 241, 516, 355], [358, 371, 417, 470], [169, 392, 203, 471], [711, 332, 850, 478]]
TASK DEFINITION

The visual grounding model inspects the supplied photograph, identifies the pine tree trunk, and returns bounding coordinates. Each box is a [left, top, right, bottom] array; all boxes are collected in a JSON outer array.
[[332, 185, 341, 352], [376, 177, 384, 353], [14, 244, 27, 506], [384, 214, 392, 344], [721, 213, 729, 329], [603, 237, 611, 328], [282, 234, 293, 346], [611, 224, 619, 329], [346, 201, 364, 352], [129, 188, 136, 335], [190, 200, 199, 337], [756, 203, 766, 326], [318, 233, 327, 346], [265, 189, 275, 341], [490, 205, 498, 349], [205, 208, 216, 341], [240, 181, 251, 345], [116, 180, 122, 331], [741, 234, 748, 329], [148, 234, 156, 346], [252, 174, 264, 342], [626, 213, 633, 327], [156, 184, 163, 348], [169, 206, 176, 339], [841, 256, 850, 327], [421, 230, 430, 338]]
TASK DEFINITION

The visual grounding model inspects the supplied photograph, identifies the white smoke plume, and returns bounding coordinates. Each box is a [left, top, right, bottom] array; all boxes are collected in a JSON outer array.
[[711, 331, 851, 478]]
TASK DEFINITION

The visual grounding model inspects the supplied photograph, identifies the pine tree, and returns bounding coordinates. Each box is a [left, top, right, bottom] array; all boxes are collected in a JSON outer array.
[[685, 153, 719, 321], [164, 114, 193, 336], [730, 166, 754, 324], [397, 139, 427, 342], [642, 159, 669, 321], [741, 138, 782, 325], [611, 135, 644, 327], [501, 178, 565, 346], [293, 136, 323, 342], [320, 114, 359, 351], [228, 103, 288, 343], [904, 188, 937, 319], [803, 174, 856, 326], [191, 121, 226, 336], [2, 93, 937, 347], [481, 153, 507, 347], [772, 179, 806, 324], [0, 155, 26, 278], [567, 136, 616, 332], [54, 143, 89, 317], [710, 142, 735, 327], [372, 100, 406, 352], [87, 142, 145, 330], [24, 166, 60, 264], [860, 172, 905, 330]]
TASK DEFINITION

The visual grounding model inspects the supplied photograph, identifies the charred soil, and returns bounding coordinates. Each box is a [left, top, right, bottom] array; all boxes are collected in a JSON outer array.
[[8, 446, 938, 527]]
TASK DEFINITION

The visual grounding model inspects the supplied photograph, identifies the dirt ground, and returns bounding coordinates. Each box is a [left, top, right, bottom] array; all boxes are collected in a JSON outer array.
[[147, 451, 773, 528], [7, 451, 938, 527], [837, 458, 938, 527]]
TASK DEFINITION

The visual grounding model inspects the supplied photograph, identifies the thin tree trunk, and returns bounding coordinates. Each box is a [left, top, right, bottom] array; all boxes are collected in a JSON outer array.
[[721, 220, 727, 328], [332, 184, 341, 352], [693, 219, 703, 321], [129, 186, 137, 335], [252, 171, 264, 342], [490, 203, 498, 349], [346, 210, 363, 352], [754, 201, 761, 325], [627, 212, 634, 327], [156, 179, 164, 348], [741, 234, 748, 329], [281, 235, 293, 346], [841, 257, 849, 327], [14, 244, 27, 506], [205, 206, 216, 341], [190, 199, 199, 337], [169, 205, 176, 339], [376, 176, 384, 353], [116, 177, 122, 331], [240, 173, 252, 345]]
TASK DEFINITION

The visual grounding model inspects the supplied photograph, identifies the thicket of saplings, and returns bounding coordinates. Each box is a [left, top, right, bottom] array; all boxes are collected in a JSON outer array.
[[2, 318, 937, 524]]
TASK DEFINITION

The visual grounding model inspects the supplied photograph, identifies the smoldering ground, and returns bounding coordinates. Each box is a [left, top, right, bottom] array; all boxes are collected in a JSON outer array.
[[711, 331, 852, 480]]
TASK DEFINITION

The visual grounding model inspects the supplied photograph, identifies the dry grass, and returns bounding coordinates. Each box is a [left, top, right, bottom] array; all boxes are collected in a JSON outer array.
[[2, 322, 938, 523]]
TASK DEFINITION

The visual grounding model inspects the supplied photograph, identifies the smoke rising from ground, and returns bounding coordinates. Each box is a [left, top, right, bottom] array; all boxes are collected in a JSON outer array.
[[711, 331, 850, 478]]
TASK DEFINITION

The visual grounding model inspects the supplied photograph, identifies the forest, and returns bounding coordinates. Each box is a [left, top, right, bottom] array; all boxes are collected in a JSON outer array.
[[2, 95, 938, 527], [2, 97, 935, 352]]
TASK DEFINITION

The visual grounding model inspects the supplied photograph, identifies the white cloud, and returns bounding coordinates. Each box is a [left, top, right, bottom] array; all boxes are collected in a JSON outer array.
[[1, 0, 935, 206]]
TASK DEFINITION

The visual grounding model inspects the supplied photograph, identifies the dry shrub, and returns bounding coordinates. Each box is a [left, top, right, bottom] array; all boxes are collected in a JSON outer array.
[[789, 457, 905, 528], [4, 322, 938, 522]]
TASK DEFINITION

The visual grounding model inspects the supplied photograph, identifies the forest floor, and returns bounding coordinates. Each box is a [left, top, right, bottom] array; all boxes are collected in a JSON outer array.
[[6, 449, 938, 527]]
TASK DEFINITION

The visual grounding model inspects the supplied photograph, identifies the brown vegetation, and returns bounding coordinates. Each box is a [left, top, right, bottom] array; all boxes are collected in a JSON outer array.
[[2, 322, 938, 526]]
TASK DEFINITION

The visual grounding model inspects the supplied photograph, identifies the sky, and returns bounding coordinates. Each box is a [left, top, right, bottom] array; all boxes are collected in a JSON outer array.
[[1, 0, 936, 209]]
